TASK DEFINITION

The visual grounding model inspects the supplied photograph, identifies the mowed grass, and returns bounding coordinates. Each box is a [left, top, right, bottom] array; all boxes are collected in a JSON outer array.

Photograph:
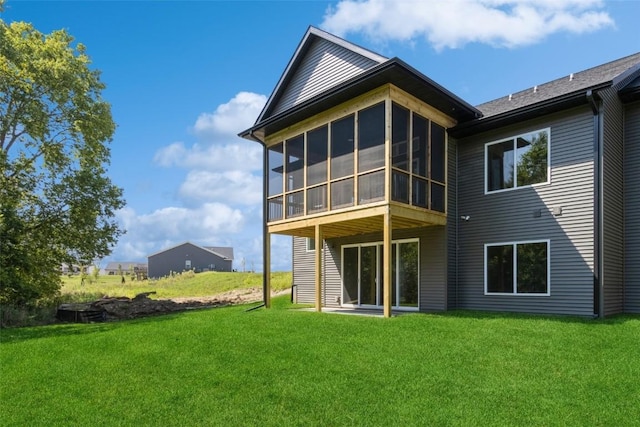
[[2, 297, 639, 426], [60, 271, 292, 301]]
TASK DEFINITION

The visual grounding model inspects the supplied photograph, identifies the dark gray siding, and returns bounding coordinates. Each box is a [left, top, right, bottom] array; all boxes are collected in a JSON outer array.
[[292, 237, 338, 307], [456, 107, 595, 316], [624, 101, 640, 313], [600, 87, 625, 316], [324, 242, 342, 308], [420, 226, 447, 311], [148, 243, 232, 278], [292, 237, 315, 303], [447, 138, 458, 309], [271, 38, 380, 116]]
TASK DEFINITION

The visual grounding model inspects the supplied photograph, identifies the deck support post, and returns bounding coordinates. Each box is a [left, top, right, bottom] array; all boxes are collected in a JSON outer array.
[[315, 225, 323, 312], [383, 210, 392, 318], [264, 232, 271, 308]]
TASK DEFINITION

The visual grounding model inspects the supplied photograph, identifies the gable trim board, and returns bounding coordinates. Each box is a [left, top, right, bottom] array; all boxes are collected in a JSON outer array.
[[239, 26, 640, 317]]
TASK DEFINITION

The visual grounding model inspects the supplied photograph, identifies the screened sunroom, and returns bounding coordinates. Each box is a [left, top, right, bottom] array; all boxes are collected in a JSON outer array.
[[255, 84, 465, 317], [265, 92, 448, 224], [239, 27, 480, 316]]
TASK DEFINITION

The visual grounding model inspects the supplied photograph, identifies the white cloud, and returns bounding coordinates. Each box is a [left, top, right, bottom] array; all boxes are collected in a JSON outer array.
[[153, 140, 262, 172], [154, 91, 265, 172], [120, 203, 244, 240], [179, 170, 262, 206], [112, 203, 244, 257], [193, 91, 267, 140], [321, 0, 614, 50]]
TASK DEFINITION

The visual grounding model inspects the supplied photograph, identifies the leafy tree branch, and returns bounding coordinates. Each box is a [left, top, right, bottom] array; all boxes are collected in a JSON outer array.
[[0, 8, 125, 306]]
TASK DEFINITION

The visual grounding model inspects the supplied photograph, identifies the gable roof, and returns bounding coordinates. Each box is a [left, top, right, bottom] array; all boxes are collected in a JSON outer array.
[[203, 246, 234, 260], [147, 241, 234, 260], [240, 27, 481, 142], [256, 26, 388, 125], [451, 51, 640, 137]]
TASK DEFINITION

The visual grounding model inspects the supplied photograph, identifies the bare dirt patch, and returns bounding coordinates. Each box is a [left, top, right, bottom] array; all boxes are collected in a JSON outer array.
[[57, 287, 291, 322]]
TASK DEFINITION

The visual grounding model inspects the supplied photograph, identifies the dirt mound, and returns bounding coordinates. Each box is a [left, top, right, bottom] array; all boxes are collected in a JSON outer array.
[[57, 288, 290, 322]]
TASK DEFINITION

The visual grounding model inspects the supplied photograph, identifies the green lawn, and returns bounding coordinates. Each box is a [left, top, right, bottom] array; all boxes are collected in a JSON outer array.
[[60, 271, 292, 301], [1, 297, 639, 426]]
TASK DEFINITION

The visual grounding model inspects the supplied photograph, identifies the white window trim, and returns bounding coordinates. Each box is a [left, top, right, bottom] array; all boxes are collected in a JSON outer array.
[[341, 238, 420, 311], [306, 237, 316, 252], [484, 239, 551, 296], [484, 127, 551, 195]]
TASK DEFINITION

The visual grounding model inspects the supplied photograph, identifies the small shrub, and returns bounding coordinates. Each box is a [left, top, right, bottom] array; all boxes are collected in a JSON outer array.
[[1, 304, 58, 328]]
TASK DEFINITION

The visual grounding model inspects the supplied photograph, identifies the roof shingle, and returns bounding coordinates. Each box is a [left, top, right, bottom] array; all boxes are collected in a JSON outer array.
[[477, 52, 640, 118]]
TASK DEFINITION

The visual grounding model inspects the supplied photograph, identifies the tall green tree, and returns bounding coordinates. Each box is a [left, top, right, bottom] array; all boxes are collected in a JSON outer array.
[[0, 4, 125, 305]]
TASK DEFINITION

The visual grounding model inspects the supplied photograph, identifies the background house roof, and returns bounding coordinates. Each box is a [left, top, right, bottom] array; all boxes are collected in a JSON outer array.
[[147, 241, 234, 260], [203, 246, 234, 260]]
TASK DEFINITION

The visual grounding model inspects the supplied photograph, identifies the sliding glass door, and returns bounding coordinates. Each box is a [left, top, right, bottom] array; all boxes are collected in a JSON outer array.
[[341, 239, 419, 310]]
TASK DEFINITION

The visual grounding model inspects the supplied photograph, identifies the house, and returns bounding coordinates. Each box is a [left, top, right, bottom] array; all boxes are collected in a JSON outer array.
[[147, 242, 234, 278], [239, 26, 640, 318], [60, 263, 80, 274], [104, 262, 148, 278]]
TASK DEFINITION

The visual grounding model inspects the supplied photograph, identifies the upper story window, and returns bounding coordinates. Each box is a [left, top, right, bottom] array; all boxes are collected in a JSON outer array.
[[391, 103, 446, 212], [485, 128, 550, 194]]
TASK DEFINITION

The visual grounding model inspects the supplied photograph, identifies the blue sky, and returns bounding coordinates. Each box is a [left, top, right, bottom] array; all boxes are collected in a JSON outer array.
[[2, 0, 639, 271]]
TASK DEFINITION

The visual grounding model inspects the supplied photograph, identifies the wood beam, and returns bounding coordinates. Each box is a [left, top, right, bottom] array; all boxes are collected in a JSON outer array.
[[389, 203, 447, 225]]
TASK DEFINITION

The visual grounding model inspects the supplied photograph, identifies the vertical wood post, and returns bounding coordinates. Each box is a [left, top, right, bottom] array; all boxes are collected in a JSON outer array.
[[264, 232, 271, 308], [315, 225, 323, 312], [383, 210, 392, 318]]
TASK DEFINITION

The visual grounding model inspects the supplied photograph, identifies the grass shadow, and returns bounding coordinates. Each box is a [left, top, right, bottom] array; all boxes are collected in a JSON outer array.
[[408, 308, 640, 326], [0, 307, 214, 344]]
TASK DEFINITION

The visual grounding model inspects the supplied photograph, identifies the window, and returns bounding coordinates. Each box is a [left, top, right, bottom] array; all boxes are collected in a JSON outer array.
[[390, 104, 446, 212], [306, 238, 316, 252], [358, 102, 385, 172], [486, 129, 549, 193], [342, 239, 419, 309], [430, 122, 445, 183], [485, 240, 549, 295], [267, 143, 284, 197], [286, 191, 304, 218], [267, 143, 284, 221], [412, 114, 429, 178], [306, 125, 328, 186], [307, 185, 327, 214], [331, 115, 354, 180], [392, 103, 410, 171], [331, 178, 354, 209], [359, 170, 385, 204], [285, 135, 304, 191]]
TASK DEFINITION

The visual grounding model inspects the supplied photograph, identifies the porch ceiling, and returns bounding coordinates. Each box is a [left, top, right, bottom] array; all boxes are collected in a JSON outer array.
[[267, 203, 446, 239]]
